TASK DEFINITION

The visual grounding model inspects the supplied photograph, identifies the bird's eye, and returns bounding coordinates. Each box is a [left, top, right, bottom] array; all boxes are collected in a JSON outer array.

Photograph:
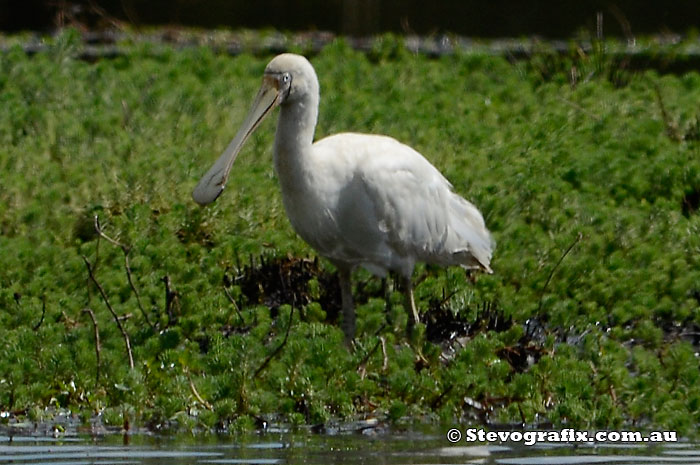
[[282, 73, 291, 83]]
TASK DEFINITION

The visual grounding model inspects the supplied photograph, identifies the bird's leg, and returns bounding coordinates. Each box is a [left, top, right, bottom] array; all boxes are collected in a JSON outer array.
[[382, 277, 393, 328], [338, 267, 356, 346], [401, 276, 420, 331]]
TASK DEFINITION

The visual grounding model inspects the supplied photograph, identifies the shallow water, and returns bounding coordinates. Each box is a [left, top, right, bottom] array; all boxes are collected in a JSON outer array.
[[1, 430, 699, 465]]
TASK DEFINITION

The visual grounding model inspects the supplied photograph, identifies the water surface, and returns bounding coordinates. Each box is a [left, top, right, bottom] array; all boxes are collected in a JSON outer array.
[[1, 429, 698, 464]]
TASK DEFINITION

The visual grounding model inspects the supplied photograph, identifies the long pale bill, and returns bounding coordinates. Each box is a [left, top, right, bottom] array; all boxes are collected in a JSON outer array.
[[192, 78, 280, 205]]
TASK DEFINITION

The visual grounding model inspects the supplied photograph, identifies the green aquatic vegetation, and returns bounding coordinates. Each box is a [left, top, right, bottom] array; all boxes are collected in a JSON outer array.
[[1, 31, 700, 435]]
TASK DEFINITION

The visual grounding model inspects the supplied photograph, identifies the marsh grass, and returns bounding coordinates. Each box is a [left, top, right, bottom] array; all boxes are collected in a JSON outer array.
[[1, 31, 700, 434]]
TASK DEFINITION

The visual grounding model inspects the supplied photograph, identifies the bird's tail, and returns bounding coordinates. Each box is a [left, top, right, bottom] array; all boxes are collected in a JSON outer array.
[[448, 194, 495, 273]]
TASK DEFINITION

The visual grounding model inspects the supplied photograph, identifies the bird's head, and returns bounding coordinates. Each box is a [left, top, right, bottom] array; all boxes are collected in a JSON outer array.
[[192, 53, 317, 205], [263, 53, 318, 106]]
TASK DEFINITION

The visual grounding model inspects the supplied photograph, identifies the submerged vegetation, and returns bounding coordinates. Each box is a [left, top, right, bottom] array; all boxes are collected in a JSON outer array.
[[1, 29, 700, 435]]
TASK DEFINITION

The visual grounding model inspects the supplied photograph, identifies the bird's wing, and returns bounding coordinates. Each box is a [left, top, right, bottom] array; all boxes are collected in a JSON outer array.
[[357, 136, 493, 271], [360, 149, 449, 254]]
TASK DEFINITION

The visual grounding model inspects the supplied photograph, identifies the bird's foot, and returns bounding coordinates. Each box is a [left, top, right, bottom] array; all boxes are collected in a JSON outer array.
[[344, 333, 356, 350]]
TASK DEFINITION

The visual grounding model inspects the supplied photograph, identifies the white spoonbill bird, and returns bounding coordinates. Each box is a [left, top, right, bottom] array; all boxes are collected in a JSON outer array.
[[193, 53, 494, 343]]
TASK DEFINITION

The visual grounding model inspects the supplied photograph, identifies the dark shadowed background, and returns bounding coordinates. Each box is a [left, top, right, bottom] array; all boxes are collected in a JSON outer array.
[[1, 0, 699, 37]]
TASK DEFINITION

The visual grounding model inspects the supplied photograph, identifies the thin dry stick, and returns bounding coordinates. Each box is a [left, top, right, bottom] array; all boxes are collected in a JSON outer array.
[[188, 374, 213, 411], [380, 336, 388, 372], [254, 306, 295, 379], [356, 324, 388, 372], [32, 294, 47, 331], [652, 81, 683, 142], [607, 4, 634, 45], [557, 96, 601, 122], [94, 216, 154, 330], [430, 384, 454, 409], [357, 339, 381, 379], [537, 232, 583, 315], [437, 289, 459, 308], [82, 308, 101, 383], [223, 285, 245, 325], [162, 275, 180, 327], [83, 255, 135, 369], [86, 230, 101, 304]]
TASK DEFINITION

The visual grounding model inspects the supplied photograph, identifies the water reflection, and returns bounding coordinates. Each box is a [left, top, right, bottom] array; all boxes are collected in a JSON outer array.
[[1, 431, 698, 465]]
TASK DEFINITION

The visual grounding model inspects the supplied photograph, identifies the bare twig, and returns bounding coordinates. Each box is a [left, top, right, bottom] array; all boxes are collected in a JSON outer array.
[[652, 81, 683, 142], [161, 275, 180, 327], [187, 373, 213, 411], [438, 288, 459, 308], [254, 306, 295, 379], [61, 310, 78, 329], [537, 233, 583, 314], [608, 4, 634, 45], [82, 308, 101, 383], [82, 255, 134, 369], [94, 216, 154, 330], [223, 285, 245, 325], [357, 338, 382, 370], [557, 96, 602, 122], [86, 228, 101, 304], [356, 325, 388, 374], [430, 383, 454, 409], [94, 221, 101, 269], [119, 255, 142, 308], [380, 336, 388, 372], [518, 402, 527, 425], [32, 294, 47, 331], [93, 216, 124, 249]]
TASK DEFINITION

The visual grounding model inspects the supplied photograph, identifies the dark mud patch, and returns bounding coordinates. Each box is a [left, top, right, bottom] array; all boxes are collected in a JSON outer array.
[[230, 256, 551, 373], [424, 298, 548, 373], [681, 186, 700, 217], [224, 255, 700, 374], [424, 300, 512, 343], [232, 254, 342, 323]]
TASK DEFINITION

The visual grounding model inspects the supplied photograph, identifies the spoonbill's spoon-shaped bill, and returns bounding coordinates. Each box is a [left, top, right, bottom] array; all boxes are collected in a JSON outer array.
[[192, 74, 289, 205]]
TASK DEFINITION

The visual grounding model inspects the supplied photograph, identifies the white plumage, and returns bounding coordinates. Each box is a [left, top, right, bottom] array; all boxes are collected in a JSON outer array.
[[193, 53, 494, 343]]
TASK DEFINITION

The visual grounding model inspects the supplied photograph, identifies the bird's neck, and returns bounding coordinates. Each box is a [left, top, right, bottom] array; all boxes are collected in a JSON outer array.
[[273, 94, 319, 189]]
